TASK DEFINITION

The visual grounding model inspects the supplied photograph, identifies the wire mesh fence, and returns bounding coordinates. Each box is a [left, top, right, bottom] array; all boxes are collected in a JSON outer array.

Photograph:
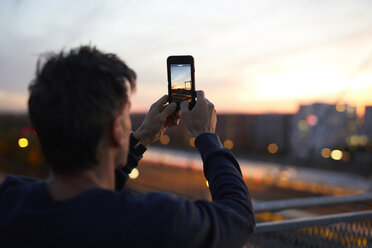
[[246, 210, 372, 248]]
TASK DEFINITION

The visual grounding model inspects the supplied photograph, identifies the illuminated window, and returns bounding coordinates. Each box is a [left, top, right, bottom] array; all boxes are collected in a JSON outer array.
[[267, 143, 278, 154], [18, 138, 29, 148], [160, 135, 170, 145], [223, 139, 234, 150]]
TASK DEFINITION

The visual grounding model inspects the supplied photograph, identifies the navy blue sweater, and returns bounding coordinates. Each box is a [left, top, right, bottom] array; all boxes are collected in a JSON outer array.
[[0, 133, 255, 248]]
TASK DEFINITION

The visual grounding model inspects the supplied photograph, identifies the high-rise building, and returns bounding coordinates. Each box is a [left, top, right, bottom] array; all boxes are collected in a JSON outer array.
[[290, 103, 357, 160]]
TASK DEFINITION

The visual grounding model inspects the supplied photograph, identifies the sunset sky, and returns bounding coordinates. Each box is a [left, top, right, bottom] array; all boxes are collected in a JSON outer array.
[[171, 64, 192, 89], [0, 0, 372, 114]]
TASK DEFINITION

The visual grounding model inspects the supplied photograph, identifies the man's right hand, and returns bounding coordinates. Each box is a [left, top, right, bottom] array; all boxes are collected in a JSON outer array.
[[180, 90, 217, 138]]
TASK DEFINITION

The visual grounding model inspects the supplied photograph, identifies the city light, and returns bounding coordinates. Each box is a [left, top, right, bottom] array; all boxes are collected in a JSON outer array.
[[346, 105, 356, 115], [348, 135, 369, 147], [18, 138, 29, 148], [330, 150, 343, 160], [189, 137, 195, 147], [206, 180, 209, 188], [305, 114, 318, 126], [159, 135, 170, 145], [297, 120, 308, 131], [267, 143, 278, 154], [321, 148, 331, 158], [223, 139, 234, 150], [22, 126, 30, 136], [336, 104, 346, 112], [359, 135, 368, 146], [129, 168, 139, 179], [253, 170, 264, 183], [350, 135, 358, 146]]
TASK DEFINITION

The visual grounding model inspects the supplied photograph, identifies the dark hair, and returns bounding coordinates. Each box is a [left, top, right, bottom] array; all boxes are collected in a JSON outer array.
[[28, 46, 136, 174]]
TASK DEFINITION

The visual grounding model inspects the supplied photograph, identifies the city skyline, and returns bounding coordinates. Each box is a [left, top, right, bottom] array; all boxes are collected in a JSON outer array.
[[0, 1, 372, 114]]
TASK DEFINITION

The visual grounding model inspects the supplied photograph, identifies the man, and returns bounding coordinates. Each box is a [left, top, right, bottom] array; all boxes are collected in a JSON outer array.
[[0, 46, 255, 247]]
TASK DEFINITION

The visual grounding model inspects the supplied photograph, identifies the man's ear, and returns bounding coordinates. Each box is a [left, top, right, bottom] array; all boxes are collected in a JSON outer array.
[[111, 116, 125, 147]]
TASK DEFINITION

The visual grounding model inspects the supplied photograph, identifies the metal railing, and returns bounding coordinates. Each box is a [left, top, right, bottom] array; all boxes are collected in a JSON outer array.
[[246, 210, 372, 247], [247, 193, 372, 247], [253, 193, 372, 213]]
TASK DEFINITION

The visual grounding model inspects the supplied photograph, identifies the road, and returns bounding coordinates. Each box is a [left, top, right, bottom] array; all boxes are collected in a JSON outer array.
[[126, 161, 372, 221]]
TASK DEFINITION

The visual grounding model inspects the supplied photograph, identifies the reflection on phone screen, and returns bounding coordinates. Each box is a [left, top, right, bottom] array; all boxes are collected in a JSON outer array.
[[170, 64, 192, 104]]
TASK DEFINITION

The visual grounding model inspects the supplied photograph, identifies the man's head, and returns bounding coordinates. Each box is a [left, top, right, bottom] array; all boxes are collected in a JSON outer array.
[[28, 46, 136, 175]]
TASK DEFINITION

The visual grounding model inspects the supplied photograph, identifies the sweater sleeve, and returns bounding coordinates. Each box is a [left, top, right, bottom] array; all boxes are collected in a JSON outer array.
[[169, 133, 255, 248], [115, 132, 147, 191]]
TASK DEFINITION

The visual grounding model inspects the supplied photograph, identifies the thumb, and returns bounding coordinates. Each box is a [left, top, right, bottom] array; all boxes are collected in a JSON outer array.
[[161, 102, 177, 119]]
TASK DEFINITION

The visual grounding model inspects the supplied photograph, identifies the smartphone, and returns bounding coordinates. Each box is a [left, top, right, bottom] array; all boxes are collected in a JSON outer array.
[[167, 55, 196, 110]]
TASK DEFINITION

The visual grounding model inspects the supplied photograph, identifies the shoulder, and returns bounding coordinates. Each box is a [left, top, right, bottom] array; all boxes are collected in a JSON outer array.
[[0, 175, 39, 193], [0, 176, 41, 218], [0, 176, 40, 202]]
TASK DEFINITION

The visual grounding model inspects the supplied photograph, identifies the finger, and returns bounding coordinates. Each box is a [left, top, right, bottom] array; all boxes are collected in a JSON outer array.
[[169, 118, 180, 127], [180, 100, 189, 114], [160, 102, 177, 120], [196, 91, 206, 102], [159, 103, 167, 112], [151, 95, 168, 110], [165, 114, 180, 128], [174, 113, 181, 125]]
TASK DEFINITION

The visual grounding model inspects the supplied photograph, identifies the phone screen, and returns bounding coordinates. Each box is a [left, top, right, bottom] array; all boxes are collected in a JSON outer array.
[[170, 64, 193, 104]]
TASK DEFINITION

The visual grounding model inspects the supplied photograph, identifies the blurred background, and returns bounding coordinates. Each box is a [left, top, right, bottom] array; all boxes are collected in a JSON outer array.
[[0, 0, 372, 223]]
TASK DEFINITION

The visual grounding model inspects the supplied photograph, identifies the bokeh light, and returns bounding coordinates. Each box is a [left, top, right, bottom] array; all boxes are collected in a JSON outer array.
[[348, 135, 369, 147], [330, 150, 343, 160], [305, 114, 318, 126], [336, 104, 346, 112], [223, 139, 234, 150], [160, 135, 170, 145], [189, 137, 195, 147], [129, 168, 139, 179], [298, 120, 308, 131], [267, 143, 278, 154], [321, 148, 331, 158], [18, 138, 29, 148]]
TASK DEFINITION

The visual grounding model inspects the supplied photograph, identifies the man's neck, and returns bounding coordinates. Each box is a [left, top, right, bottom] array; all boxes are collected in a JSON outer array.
[[46, 164, 115, 201]]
